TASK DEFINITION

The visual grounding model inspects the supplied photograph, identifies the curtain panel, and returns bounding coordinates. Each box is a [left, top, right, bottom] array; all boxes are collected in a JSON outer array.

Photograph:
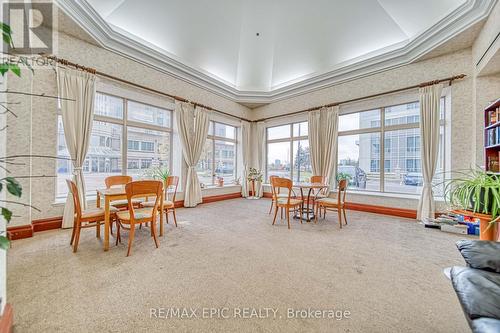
[[58, 67, 97, 229], [417, 83, 443, 220], [308, 106, 339, 184], [175, 102, 210, 207], [240, 121, 251, 197]]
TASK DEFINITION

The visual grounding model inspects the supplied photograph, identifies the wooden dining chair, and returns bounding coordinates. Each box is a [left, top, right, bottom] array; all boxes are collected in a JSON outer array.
[[104, 175, 142, 209], [310, 175, 328, 216], [314, 179, 348, 228], [271, 177, 303, 229], [66, 179, 118, 253], [141, 176, 179, 227], [268, 175, 297, 214], [115, 180, 163, 256]]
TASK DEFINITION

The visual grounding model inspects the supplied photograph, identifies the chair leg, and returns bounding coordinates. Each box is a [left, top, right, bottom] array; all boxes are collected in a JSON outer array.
[[272, 205, 278, 225], [165, 210, 169, 225], [343, 207, 347, 225], [96, 221, 101, 238], [115, 223, 121, 246], [338, 209, 342, 229], [127, 223, 136, 257], [286, 207, 291, 229], [70, 221, 76, 245], [172, 209, 178, 227], [315, 204, 318, 223], [281, 207, 283, 219], [73, 223, 81, 253], [299, 206, 302, 224], [323, 207, 327, 219], [268, 200, 274, 214], [152, 221, 159, 248], [110, 220, 113, 235]]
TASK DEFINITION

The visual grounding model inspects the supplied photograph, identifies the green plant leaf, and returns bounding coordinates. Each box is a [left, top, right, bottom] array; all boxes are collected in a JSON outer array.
[[5, 177, 22, 197], [0, 236, 10, 250], [0, 22, 12, 34], [0, 63, 9, 76], [1, 207, 12, 222], [8, 63, 20, 77]]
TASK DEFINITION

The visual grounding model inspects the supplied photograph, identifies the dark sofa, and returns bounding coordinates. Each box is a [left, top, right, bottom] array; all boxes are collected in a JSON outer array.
[[450, 240, 500, 333]]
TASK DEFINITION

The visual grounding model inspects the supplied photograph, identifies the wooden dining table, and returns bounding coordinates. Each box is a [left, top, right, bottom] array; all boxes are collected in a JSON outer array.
[[293, 182, 329, 222], [96, 187, 164, 251]]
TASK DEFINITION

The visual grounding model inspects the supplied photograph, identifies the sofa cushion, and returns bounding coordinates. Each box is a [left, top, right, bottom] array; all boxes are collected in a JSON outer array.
[[471, 317, 500, 333], [450, 266, 500, 320], [456, 240, 500, 273]]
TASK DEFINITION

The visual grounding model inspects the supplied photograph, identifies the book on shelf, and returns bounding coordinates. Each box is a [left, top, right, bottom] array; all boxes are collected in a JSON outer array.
[[487, 127, 497, 146], [488, 107, 500, 126]]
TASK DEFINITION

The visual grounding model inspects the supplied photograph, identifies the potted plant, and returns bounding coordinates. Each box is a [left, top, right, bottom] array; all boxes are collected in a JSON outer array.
[[443, 167, 500, 240], [247, 168, 263, 199]]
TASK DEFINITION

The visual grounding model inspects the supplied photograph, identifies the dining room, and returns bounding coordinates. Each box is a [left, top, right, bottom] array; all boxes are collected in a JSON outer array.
[[2, 1, 500, 332]]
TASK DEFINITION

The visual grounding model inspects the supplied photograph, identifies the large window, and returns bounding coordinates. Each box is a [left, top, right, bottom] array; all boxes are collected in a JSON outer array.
[[56, 93, 172, 199], [196, 121, 237, 186], [266, 122, 311, 182], [337, 99, 446, 195]]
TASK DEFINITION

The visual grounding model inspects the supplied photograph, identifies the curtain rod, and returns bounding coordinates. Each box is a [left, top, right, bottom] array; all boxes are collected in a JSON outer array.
[[41, 54, 249, 122], [254, 74, 466, 123]]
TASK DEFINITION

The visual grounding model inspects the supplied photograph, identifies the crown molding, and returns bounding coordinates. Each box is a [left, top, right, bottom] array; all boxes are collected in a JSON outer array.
[[55, 0, 496, 105]]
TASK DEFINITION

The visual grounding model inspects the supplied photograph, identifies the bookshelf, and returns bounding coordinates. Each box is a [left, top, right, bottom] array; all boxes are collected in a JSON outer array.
[[485, 97, 500, 172]]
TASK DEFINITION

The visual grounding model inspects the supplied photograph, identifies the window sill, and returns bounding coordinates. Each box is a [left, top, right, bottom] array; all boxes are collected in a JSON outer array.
[[201, 184, 241, 191]]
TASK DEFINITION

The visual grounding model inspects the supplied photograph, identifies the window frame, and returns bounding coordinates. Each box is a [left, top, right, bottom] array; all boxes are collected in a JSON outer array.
[[200, 121, 238, 186], [56, 91, 173, 200], [265, 121, 309, 182], [337, 98, 446, 195]]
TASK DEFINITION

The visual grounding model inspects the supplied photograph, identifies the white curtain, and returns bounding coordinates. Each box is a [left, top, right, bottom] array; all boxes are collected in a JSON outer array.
[[175, 102, 210, 207], [58, 68, 96, 228], [417, 83, 443, 220], [240, 121, 251, 197], [308, 106, 339, 183], [250, 121, 266, 197]]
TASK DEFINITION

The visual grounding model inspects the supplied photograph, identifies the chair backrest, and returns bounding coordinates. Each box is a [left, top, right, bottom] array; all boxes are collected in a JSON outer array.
[[269, 175, 279, 196], [271, 177, 293, 204], [165, 176, 179, 202], [125, 180, 163, 222], [310, 175, 325, 184], [337, 179, 347, 205], [66, 179, 82, 219], [105, 175, 132, 188]]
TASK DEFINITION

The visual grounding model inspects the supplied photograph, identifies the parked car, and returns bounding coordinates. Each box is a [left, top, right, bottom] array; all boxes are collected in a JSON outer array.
[[403, 173, 423, 186], [338, 165, 367, 189]]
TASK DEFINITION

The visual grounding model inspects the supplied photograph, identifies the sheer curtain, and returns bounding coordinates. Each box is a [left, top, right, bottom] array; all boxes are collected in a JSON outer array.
[[58, 67, 96, 228], [250, 121, 266, 197], [240, 121, 251, 197], [417, 83, 443, 220], [308, 106, 339, 183], [175, 102, 210, 207]]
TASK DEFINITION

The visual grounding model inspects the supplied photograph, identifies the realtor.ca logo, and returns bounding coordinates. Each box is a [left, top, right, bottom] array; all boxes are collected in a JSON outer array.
[[3, 1, 55, 54]]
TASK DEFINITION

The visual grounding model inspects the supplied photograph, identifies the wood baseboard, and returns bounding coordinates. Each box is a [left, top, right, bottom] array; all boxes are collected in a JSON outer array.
[[0, 304, 13, 333], [262, 192, 419, 219], [8, 191, 243, 240], [32, 216, 62, 232], [6, 225, 33, 240]]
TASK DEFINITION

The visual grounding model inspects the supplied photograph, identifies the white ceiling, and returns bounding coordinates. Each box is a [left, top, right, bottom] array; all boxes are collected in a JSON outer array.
[[84, 0, 467, 92]]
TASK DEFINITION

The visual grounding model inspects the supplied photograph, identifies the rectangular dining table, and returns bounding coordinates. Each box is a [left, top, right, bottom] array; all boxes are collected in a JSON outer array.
[[96, 187, 164, 251]]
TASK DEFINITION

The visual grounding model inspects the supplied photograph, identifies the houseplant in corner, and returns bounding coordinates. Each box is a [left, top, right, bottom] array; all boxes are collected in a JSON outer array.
[[247, 168, 263, 200], [443, 167, 500, 240]]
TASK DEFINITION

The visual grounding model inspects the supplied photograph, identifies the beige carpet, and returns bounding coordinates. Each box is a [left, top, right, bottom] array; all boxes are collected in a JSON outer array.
[[8, 198, 471, 332]]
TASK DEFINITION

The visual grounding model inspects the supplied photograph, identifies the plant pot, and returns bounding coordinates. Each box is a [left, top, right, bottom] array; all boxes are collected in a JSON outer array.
[[479, 218, 497, 241]]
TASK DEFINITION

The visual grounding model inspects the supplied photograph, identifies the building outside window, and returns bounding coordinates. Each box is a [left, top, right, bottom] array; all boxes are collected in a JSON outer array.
[[56, 92, 172, 199], [196, 121, 237, 186], [339, 99, 446, 195], [266, 122, 311, 182]]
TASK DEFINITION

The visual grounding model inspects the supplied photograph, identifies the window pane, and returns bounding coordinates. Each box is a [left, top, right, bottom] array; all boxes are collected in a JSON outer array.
[[267, 141, 291, 180], [197, 139, 213, 186], [385, 102, 419, 126], [215, 140, 236, 182], [127, 101, 171, 128], [94, 93, 123, 119], [267, 125, 290, 140], [85, 121, 123, 194], [293, 140, 311, 182], [214, 123, 235, 140], [339, 109, 380, 132], [126, 127, 170, 179], [338, 133, 380, 191], [384, 127, 444, 195], [293, 122, 308, 137]]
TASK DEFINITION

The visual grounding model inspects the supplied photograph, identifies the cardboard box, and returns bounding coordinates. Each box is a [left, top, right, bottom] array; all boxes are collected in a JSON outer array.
[[441, 224, 468, 235]]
